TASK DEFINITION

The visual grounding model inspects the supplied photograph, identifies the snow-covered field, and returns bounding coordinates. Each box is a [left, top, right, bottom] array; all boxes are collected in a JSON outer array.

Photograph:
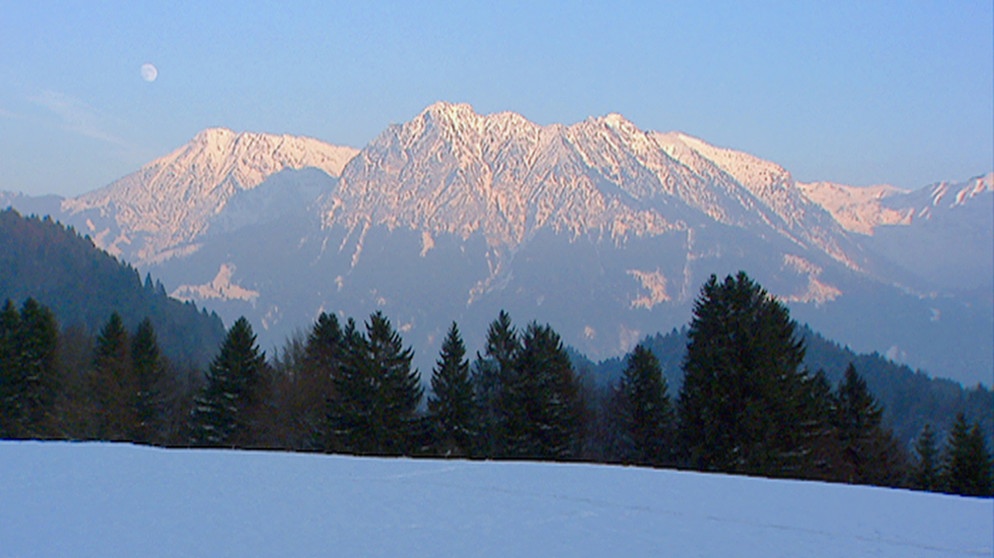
[[1, 442, 990, 557]]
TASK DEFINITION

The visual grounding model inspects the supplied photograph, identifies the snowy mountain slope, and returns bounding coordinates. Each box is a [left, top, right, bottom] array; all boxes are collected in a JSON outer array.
[[799, 173, 993, 235], [1, 442, 990, 558], [798, 181, 911, 235], [128, 104, 989, 383], [800, 174, 994, 292], [4, 103, 991, 383], [60, 128, 358, 264], [326, 102, 860, 272]]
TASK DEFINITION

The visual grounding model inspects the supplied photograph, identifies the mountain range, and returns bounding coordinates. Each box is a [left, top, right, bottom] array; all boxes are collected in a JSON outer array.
[[2, 102, 991, 385]]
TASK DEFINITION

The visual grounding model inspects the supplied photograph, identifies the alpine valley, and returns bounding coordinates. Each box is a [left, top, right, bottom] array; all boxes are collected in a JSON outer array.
[[2, 102, 991, 385]]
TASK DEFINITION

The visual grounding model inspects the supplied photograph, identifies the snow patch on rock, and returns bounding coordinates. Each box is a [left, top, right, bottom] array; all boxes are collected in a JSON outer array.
[[171, 263, 260, 303]]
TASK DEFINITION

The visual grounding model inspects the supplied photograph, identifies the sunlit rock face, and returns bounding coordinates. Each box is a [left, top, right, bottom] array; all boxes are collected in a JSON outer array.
[[10, 104, 989, 384]]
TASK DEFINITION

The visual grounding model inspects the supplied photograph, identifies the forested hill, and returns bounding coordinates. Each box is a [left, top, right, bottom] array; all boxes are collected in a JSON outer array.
[[577, 325, 993, 448], [0, 209, 225, 367]]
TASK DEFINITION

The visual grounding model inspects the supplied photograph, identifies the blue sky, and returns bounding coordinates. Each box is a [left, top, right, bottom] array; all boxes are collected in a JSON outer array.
[[1, 1, 991, 196]]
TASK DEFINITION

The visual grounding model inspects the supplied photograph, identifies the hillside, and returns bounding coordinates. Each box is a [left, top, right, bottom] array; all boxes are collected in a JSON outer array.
[[0, 209, 225, 367], [579, 326, 994, 448], [1, 442, 989, 557]]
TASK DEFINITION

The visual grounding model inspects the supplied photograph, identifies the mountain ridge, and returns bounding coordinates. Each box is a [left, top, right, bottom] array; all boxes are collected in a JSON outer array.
[[60, 128, 358, 264], [2, 102, 991, 384]]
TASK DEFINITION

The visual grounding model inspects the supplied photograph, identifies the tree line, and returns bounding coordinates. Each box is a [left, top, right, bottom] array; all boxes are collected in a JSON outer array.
[[2, 271, 991, 497]]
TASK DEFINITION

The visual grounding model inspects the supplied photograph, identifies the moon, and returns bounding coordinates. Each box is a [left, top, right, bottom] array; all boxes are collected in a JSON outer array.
[[140, 63, 158, 82]]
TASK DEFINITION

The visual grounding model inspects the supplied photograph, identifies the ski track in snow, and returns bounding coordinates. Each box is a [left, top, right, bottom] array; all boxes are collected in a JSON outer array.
[[1, 442, 991, 558]]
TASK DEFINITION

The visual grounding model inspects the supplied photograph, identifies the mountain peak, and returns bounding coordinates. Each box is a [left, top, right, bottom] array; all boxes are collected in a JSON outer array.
[[599, 112, 633, 129], [192, 126, 237, 142], [63, 128, 359, 264], [420, 101, 478, 121]]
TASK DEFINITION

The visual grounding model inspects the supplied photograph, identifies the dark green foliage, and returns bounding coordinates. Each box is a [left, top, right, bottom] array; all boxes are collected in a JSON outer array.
[[0, 298, 59, 438], [501, 322, 582, 460], [273, 312, 344, 450], [189, 317, 268, 447], [472, 310, 517, 457], [799, 370, 844, 480], [428, 322, 475, 455], [912, 423, 941, 492], [943, 413, 993, 497], [0, 209, 225, 368], [0, 300, 18, 436], [306, 313, 345, 377], [131, 318, 168, 444], [613, 344, 674, 466], [831, 363, 907, 486], [328, 312, 422, 455], [678, 272, 812, 477], [623, 326, 993, 453], [800, 326, 993, 451], [90, 312, 137, 441]]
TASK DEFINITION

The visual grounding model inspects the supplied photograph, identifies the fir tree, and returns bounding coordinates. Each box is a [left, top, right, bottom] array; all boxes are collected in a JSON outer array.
[[911, 423, 941, 492], [614, 344, 674, 466], [678, 272, 811, 477], [288, 312, 344, 450], [15, 299, 59, 438], [428, 322, 475, 456], [0, 300, 22, 437], [831, 363, 906, 486], [943, 413, 994, 497], [328, 312, 422, 455], [90, 312, 136, 441], [471, 310, 518, 458], [306, 312, 345, 377], [189, 317, 267, 447], [327, 318, 371, 453], [502, 322, 581, 460], [801, 370, 844, 481], [131, 318, 167, 445]]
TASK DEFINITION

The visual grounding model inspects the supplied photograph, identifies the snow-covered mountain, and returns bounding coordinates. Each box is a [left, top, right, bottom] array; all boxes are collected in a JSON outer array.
[[324, 102, 860, 287], [3, 104, 991, 384], [60, 128, 358, 264], [800, 174, 993, 292]]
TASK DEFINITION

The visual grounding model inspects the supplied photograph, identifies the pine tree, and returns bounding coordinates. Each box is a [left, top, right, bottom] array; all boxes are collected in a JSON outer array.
[[90, 312, 136, 441], [306, 312, 345, 377], [328, 312, 422, 455], [2, 299, 60, 439], [502, 322, 581, 460], [131, 318, 167, 445], [428, 322, 475, 456], [831, 362, 907, 486], [0, 300, 22, 437], [801, 370, 844, 481], [327, 318, 371, 453], [291, 312, 344, 450], [678, 272, 810, 476], [943, 413, 994, 497], [471, 310, 518, 458], [614, 344, 674, 466], [189, 317, 267, 447], [911, 423, 941, 492]]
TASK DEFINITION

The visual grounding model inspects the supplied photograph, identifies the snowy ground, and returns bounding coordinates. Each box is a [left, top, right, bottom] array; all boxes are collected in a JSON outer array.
[[1, 442, 990, 557]]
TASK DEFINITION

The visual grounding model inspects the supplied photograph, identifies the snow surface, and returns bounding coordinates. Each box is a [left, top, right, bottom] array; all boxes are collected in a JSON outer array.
[[1, 442, 990, 557]]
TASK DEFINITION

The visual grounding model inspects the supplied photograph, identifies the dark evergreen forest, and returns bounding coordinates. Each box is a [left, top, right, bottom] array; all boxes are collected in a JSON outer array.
[[0, 209, 225, 366]]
